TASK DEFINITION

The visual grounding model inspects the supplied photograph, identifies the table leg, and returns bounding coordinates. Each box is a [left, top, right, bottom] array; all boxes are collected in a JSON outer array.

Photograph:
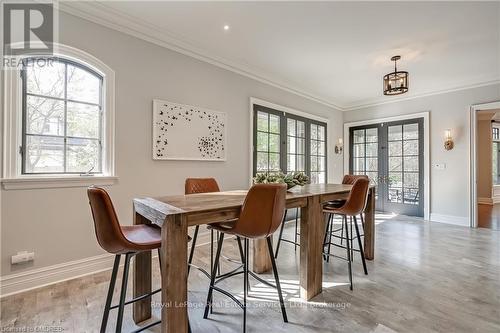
[[364, 187, 375, 260], [252, 238, 272, 273], [299, 195, 323, 300], [160, 214, 188, 333], [133, 211, 152, 323]]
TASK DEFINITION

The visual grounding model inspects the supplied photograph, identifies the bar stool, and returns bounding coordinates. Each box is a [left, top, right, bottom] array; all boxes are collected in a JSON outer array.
[[203, 184, 288, 332], [322, 178, 369, 290], [186, 178, 245, 279], [274, 208, 300, 258], [87, 186, 191, 333], [324, 174, 368, 262]]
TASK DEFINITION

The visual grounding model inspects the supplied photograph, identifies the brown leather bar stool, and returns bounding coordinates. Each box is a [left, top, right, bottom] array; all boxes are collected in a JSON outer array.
[[322, 178, 370, 290], [87, 186, 191, 333], [203, 184, 288, 332], [324, 174, 369, 262], [185, 178, 245, 280]]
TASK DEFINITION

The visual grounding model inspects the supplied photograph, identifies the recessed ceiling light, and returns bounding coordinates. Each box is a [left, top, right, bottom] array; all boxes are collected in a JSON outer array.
[[223, 25, 230, 31]]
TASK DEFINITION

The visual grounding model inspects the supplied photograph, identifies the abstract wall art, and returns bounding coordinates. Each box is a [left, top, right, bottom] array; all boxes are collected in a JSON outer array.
[[152, 99, 226, 161]]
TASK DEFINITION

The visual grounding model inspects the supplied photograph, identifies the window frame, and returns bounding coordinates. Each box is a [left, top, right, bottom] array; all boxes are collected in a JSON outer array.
[[250, 99, 328, 183], [21, 56, 104, 175], [2, 43, 116, 190]]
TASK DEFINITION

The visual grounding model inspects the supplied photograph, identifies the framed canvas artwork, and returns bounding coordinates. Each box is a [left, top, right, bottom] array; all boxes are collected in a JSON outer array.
[[152, 99, 226, 161]]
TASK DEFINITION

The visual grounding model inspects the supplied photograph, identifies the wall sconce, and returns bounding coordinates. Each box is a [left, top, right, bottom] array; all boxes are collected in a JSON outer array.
[[335, 138, 343, 154], [444, 129, 454, 150]]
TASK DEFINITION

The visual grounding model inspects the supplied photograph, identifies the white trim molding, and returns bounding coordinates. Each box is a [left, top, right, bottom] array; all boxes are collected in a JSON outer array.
[[430, 213, 469, 227], [470, 101, 500, 227], [2, 43, 116, 190], [343, 112, 431, 221]]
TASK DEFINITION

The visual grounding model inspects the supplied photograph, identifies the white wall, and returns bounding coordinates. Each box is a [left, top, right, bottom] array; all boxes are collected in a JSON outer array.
[[0, 13, 343, 281], [343, 85, 500, 223]]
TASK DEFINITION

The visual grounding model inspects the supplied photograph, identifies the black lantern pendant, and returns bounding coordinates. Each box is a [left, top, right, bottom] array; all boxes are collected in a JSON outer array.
[[383, 55, 409, 95]]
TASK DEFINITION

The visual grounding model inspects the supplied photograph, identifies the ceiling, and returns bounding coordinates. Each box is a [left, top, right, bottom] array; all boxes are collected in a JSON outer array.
[[62, 1, 500, 111]]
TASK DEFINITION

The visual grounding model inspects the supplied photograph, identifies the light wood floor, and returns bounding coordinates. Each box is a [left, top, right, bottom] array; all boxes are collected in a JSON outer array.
[[2, 215, 500, 333], [478, 203, 500, 230]]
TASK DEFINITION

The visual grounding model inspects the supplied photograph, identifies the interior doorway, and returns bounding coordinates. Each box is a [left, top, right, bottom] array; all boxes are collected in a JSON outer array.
[[474, 107, 500, 230]]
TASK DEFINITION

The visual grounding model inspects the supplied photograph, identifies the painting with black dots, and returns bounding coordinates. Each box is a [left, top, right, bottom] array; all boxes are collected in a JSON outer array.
[[152, 99, 227, 161]]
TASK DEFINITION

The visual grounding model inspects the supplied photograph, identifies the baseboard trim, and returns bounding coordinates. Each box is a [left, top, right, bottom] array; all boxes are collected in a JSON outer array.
[[430, 213, 469, 227], [1, 229, 215, 298], [478, 197, 493, 205], [0, 253, 116, 298]]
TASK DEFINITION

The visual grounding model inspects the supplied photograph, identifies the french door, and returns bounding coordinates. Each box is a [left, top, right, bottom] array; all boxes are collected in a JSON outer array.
[[349, 118, 424, 217]]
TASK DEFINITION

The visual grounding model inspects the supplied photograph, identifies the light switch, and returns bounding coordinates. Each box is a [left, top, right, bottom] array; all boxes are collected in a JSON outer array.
[[433, 163, 446, 170]]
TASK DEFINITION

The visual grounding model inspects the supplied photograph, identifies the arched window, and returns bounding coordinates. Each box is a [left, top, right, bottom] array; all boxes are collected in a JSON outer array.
[[2, 44, 115, 189], [21, 57, 103, 174]]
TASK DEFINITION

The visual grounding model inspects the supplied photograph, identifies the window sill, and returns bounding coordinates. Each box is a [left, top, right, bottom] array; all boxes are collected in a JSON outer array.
[[1, 175, 118, 190]]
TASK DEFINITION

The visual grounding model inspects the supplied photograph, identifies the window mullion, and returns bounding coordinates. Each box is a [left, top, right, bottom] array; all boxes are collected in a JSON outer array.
[[63, 63, 68, 173]]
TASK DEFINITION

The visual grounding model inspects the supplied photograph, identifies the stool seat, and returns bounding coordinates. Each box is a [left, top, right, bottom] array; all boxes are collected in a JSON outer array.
[[121, 225, 192, 251]]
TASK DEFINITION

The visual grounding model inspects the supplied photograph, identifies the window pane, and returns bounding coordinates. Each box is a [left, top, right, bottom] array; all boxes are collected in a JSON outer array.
[[318, 141, 325, 156], [318, 172, 326, 184], [288, 154, 296, 171], [67, 64, 100, 104], [257, 112, 268, 132], [404, 172, 419, 188], [388, 188, 403, 203], [269, 134, 280, 153], [389, 141, 402, 156], [269, 115, 280, 134], [311, 140, 318, 155], [67, 102, 100, 138], [287, 119, 296, 136], [388, 125, 403, 141], [366, 128, 378, 142], [297, 138, 305, 154], [310, 172, 318, 184], [353, 130, 365, 143], [257, 152, 268, 171], [366, 157, 377, 171], [319, 156, 325, 171], [366, 172, 378, 185], [403, 140, 419, 155], [297, 121, 305, 138], [404, 188, 419, 204], [26, 96, 64, 136], [389, 157, 402, 172], [311, 124, 318, 140], [388, 172, 403, 187], [353, 143, 365, 157], [403, 123, 418, 140], [26, 60, 65, 98], [404, 156, 418, 172], [311, 156, 318, 171], [288, 136, 296, 154], [25, 135, 64, 173], [365, 143, 378, 157], [269, 153, 280, 171], [67, 138, 101, 172], [318, 126, 325, 141], [297, 155, 305, 171], [257, 132, 268, 151], [353, 158, 365, 171]]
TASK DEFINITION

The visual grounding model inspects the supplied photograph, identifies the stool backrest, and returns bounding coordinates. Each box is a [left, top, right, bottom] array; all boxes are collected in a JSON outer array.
[[340, 178, 370, 216], [87, 186, 128, 254], [342, 174, 368, 185], [185, 178, 220, 194], [232, 183, 287, 239]]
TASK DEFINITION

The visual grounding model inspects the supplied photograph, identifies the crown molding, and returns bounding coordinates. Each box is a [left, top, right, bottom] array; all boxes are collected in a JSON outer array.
[[58, 1, 500, 113], [343, 79, 500, 111], [58, 1, 343, 110]]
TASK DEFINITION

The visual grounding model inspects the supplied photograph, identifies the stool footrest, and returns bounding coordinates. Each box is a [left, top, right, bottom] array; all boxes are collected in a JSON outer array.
[[109, 288, 161, 310]]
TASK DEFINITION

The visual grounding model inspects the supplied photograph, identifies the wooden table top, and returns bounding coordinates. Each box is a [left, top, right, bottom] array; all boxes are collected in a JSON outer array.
[[133, 184, 354, 226]]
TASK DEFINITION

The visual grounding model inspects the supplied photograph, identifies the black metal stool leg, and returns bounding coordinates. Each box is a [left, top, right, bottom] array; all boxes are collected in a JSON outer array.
[[327, 214, 334, 263], [353, 216, 368, 275], [266, 237, 288, 323], [237, 236, 245, 263], [187, 225, 200, 275], [274, 210, 287, 258], [344, 216, 353, 291], [157, 248, 162, 273], [323, 214, 331, 261], [350, 216, 354, 261], [204, 232, 225, 319], [100, 255, 120, 333], [243, 238, 249, 333], [116, 253, 132, 333]]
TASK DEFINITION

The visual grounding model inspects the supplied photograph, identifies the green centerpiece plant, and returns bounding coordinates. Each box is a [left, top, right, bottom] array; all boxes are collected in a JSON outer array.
[[253, 171, 310, 190]]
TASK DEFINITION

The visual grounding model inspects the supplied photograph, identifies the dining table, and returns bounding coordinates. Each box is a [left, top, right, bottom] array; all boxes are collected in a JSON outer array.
[[132, 183, 376, 333]]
